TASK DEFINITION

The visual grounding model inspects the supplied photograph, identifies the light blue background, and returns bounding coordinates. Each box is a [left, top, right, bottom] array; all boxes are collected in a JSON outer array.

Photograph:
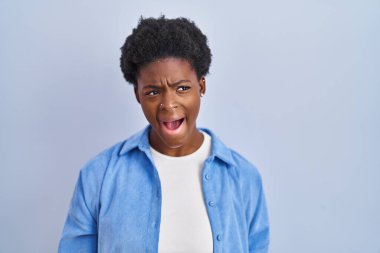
[[1, 0, 379, 252]]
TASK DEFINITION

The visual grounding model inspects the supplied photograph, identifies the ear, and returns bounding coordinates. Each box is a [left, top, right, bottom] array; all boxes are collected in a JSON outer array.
[[134, 85, 141, 104], [199, 76, 206, 96]]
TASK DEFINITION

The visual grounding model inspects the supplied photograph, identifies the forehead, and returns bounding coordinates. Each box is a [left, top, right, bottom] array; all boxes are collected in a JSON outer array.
[[137, 58, 196, 85]]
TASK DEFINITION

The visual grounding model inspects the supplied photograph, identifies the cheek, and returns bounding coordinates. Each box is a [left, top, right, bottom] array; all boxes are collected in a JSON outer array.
[[187, 97, 201, 118], [140, 102, 157, 121]]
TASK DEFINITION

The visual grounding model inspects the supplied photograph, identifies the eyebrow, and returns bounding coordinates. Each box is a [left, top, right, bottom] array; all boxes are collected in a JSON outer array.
[[142, 79, 191, 90]]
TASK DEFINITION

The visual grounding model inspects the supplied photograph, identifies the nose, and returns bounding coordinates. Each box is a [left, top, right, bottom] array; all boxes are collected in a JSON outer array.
[[159, 90, 178, 111]]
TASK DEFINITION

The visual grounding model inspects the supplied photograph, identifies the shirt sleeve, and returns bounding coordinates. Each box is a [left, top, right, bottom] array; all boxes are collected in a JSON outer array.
[[248, 177, 270, 253], [58, 170, 98, 252]]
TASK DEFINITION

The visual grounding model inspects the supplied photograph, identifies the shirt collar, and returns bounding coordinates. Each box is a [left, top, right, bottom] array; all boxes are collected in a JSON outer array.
[[119, 125, 151, 155], [199, 127, 236, 167], [119, 125, 236, 167]]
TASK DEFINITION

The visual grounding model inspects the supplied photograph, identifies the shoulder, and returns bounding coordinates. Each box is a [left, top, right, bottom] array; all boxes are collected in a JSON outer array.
[[205, 128, 265, 202], [230, 149, 262, 185], [202, 127, 263, 185], [78, 140, 126, 187], [79, 127, 146, 180]]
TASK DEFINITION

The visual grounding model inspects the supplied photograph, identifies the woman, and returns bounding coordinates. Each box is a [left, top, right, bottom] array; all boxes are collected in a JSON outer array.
[[58, 16, 269, 253]]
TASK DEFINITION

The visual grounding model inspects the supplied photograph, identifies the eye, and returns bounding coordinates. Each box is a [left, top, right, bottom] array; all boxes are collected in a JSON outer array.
[[177, 86, 190, 92], [145, 90, 159, 96]]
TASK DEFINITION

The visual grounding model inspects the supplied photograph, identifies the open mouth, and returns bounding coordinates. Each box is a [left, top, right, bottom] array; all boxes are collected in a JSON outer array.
[[162, 118, 184, 131]]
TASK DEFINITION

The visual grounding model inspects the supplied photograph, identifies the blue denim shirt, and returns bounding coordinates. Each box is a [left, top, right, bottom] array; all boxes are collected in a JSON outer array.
[[58, 126, 270, 253]]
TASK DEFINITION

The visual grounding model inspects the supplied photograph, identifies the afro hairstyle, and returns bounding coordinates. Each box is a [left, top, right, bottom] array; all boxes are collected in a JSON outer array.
[[120, 15, 212, 86]]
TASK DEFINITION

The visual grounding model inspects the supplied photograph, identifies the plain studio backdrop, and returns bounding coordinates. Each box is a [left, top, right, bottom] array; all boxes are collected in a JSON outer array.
[[0, 0, 379, 252]]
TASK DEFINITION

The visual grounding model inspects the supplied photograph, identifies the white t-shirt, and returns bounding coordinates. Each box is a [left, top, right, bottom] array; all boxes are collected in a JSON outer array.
[[150, 131, 213, 253]]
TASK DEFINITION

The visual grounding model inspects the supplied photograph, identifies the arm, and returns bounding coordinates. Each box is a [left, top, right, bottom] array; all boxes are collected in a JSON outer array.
[[248, 177, 270, 253], [58, 171, 98, 252]]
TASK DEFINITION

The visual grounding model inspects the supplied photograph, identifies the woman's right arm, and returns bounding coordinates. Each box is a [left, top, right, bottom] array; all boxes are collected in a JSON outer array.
[[58, 170, 98, 253]]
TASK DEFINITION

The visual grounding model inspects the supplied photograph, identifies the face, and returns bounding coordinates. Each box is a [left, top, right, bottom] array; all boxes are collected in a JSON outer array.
[[135, 57, 206, 156]]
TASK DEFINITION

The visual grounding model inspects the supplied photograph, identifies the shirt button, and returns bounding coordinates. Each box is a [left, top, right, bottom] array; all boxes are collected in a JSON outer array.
[[217, 234, 222, 241], [208, 201, 215, 207], [151, 222, 156, 228], [205, 174, 211, 180]]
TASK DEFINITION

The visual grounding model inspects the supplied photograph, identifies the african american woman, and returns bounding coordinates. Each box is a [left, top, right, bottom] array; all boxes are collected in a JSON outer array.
[[58, 16, 270, 253]]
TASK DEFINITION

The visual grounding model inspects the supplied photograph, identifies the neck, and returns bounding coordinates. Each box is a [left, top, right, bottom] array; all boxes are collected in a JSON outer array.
[[149, 129, 204, 157]]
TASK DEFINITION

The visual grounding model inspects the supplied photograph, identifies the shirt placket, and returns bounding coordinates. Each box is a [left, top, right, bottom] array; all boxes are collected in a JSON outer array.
[[144, 152, 162, 253], [202, 157, 223, 253]]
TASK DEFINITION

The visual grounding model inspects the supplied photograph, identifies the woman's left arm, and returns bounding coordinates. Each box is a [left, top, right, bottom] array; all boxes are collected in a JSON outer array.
[[247, 175, 270, 253]]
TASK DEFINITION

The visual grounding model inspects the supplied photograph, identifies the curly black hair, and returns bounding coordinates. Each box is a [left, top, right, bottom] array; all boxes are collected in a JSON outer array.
[[120, 16, 212, 86]]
